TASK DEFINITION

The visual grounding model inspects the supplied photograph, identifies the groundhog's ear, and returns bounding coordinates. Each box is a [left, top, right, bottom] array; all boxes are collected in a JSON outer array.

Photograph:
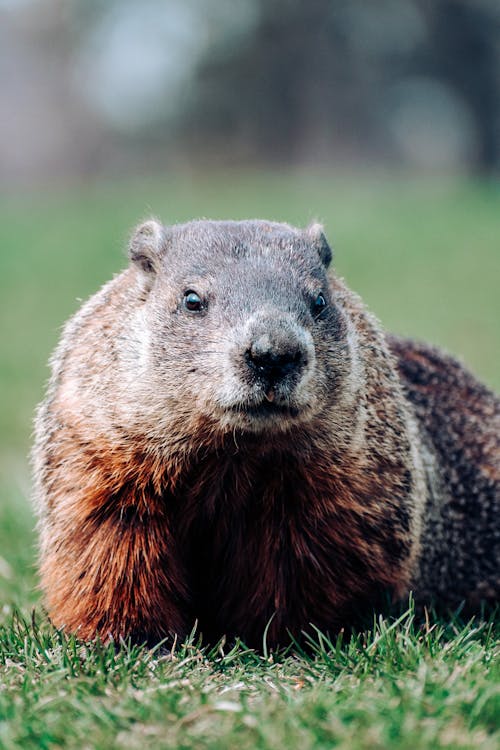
[[128, 220, 164, 273], [305, 222, 332, 268]]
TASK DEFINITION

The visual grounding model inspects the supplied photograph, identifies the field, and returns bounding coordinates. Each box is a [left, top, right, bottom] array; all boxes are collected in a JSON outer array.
[[0, 171, 499, 748]]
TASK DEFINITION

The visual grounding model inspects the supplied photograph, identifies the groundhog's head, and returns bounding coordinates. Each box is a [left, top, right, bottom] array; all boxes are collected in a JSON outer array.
[[125, 219, 355, 439]]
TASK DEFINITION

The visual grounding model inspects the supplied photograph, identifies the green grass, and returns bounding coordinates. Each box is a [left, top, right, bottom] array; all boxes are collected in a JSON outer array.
[[0, 607, 498, 749], [0, 170, 499, 748]]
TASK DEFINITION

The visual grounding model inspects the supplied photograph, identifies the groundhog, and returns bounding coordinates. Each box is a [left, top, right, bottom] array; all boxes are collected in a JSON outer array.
[[32, 219, 499, 648]]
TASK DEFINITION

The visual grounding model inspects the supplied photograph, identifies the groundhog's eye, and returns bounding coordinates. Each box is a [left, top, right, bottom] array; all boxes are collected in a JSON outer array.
[[312, 293, 327, 317], [183, 290, 203, 313]]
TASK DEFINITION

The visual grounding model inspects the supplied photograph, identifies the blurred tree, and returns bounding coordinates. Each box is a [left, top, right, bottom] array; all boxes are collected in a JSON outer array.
[[426, 0, 500, 171], [184, 0, 500, 172], [0, 0, 499, 183]]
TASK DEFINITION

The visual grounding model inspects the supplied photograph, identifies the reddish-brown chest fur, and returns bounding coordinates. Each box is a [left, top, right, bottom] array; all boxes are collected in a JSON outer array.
[[166, 439, 413, 647], [40, 425, 414, 648]]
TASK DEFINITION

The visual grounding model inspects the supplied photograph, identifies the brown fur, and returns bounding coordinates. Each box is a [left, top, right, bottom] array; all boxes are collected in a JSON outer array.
[[32, 219, 499, 647]]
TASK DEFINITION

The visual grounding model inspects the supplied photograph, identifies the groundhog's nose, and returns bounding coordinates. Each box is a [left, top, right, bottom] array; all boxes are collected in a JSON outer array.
[[245, 332, 308, 384]]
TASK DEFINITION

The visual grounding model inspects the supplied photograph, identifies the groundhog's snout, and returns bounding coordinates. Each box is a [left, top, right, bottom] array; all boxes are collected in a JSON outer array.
[[245, 331, 308, 387], [239, 316, 315, 403], [218, 313, 317, 427]]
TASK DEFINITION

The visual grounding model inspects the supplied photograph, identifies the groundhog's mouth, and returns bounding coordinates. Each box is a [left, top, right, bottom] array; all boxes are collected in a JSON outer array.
[[229, 400, 300, 419]]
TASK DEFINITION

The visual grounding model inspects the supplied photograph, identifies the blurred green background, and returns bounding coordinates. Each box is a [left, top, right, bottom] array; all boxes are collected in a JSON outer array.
[[0, 0, 499, 611]]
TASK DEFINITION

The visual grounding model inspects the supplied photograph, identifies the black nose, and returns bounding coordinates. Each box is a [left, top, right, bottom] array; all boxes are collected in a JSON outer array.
[[245, 334, 307, 384]]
